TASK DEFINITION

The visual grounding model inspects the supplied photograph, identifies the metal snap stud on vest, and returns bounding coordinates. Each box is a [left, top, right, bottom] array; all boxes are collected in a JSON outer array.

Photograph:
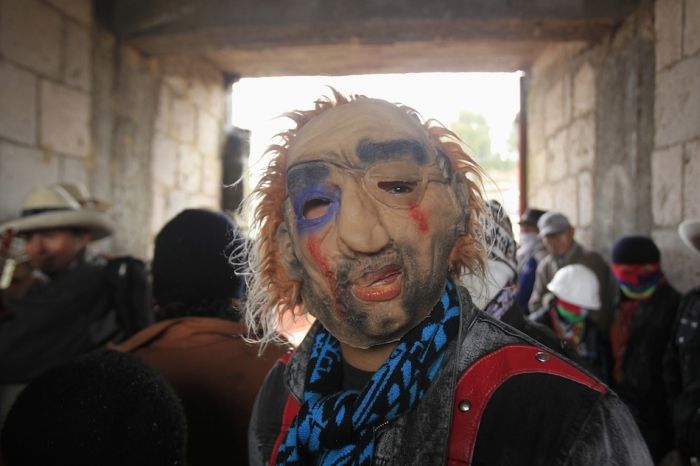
[[458, 400, 471, 412], [535, 351, 550, 363]]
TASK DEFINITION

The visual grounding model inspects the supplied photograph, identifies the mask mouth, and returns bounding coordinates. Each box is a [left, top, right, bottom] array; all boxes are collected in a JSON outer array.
[[350, 264, 402, 302]]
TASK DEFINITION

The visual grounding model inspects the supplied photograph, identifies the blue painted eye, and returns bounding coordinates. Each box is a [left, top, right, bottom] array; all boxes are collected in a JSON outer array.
[[292, 186, 339, 233]]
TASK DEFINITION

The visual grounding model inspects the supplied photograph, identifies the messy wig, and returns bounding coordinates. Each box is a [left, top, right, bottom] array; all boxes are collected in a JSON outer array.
[[242, 89, 486, 347]]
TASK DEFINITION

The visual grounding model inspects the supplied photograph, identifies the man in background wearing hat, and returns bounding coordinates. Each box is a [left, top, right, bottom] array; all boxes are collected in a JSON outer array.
[[0, 184, 151, 408], [608, 235, 681, 463], [514, 207, 547, 308], [528, 211, 618, 337], [665, 219, 700, 466]]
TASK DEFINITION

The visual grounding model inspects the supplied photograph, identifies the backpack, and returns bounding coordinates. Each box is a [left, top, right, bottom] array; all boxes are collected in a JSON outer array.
[[104, 256, 153, 341]]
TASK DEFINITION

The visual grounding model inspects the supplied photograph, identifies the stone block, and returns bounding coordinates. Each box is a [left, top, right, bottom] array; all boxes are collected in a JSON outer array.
[[526, 149, 547, 197], [544, 77, 571, 136], [166, 189, 189, 221], [684, 139, 700, 219], [60, 156, 88, 185], [64, 21, 91, 91], [171, 97, 196, 144], [578, 171, 593, 228], [0, 142, 59, 220], [655, 0, 683, 70], [0, 0, 62, 78], [150, 184, 167, 237], [162, 57, 191, 95], [207, 85, 226, 121], [151, 131, 178, 187], [575, 227, 593, 250], [527, 87, 546, 155], [546, 129, 569, 181], [652, 228, 700, 293], [568, 116, 595, 172], [552, 178, 578, 226], [528, 188, 553, 211], [201, 158, 222, 197], [651, 145, 683, 226], [40, 80, 91, 157], [197, 111, 221, 157], [573, 62, 595, 117], [0, 61, 37, 144], [44, 0, 92, 25], [154, 84, 172, 133], [177, 145, 202, 193], [655, 54, 700, 147], [685, 0, 700, 56]]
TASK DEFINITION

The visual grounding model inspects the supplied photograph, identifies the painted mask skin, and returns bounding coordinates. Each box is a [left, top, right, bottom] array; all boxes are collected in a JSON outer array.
[[281, 99, 465, 349]]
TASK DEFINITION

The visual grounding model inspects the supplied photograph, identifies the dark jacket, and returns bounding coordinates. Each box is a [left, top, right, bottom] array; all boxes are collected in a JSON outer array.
[[116, 317, 288, 466], [249, 286, 652, 466], [664, 287, 700, 461], [0, 253, 151, 384], [613, 282, 680, 462]]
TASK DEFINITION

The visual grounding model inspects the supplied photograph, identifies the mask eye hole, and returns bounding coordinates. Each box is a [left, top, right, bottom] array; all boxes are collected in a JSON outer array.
[[376, 180, 418, 195], [302, 198, 331, 220]]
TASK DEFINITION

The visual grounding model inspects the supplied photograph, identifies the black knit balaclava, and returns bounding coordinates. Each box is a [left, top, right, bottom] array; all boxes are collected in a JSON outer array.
[[152, 209, 246, 309]]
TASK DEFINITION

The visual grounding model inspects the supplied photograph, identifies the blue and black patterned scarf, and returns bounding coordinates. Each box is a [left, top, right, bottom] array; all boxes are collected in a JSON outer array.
[[276, 279, 461, 466]]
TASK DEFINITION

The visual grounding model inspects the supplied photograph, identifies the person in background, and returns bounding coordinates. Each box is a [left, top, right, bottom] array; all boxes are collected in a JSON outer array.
[[528, 211, 618, 335], [609, 235, 680, 464], [514, 207, 547, 308], [0, 184, 151, 423], [462, 200, 563, 353], [665, 220, 700, 466], [115, 208, 289, 466], [0, 349, 187, 466], [538, 264, 608, 379]]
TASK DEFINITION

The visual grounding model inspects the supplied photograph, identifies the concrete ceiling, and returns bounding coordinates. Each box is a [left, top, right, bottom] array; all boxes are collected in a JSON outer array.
[[97, 0, 640, 77]]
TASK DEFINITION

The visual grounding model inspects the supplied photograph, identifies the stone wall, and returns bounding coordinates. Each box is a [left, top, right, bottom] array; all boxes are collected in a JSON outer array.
[[0, 0, 94, 220], [0, 0, 227, 259], [651, 0, 700, 291], [527, 0, 700, 291]]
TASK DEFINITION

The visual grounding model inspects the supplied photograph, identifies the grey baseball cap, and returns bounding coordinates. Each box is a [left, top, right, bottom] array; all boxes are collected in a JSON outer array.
[[537, 211, 571, 237]]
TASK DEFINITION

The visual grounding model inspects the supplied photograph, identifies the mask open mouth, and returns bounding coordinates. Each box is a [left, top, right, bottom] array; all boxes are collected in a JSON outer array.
[[350, 264, 402, 302]]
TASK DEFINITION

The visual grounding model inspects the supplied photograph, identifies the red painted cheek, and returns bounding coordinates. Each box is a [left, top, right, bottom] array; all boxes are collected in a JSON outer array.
[[409, 205, 430, 234], [306, 237, 343, 316]]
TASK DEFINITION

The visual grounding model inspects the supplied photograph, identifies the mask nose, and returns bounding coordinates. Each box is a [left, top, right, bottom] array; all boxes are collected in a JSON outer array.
[[336, 182, 390, 256]]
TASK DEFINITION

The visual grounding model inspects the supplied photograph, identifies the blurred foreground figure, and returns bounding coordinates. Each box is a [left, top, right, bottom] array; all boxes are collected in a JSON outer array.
[[245, 91, 651, 465], [665, 220, 700, 466], [0, 350, 186, 466], [115, 209, 288, 466]]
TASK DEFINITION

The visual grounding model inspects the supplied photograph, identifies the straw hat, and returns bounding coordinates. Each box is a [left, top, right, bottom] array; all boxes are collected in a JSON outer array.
[[679, 219, 700, 255], [0, 184, 114, 240]]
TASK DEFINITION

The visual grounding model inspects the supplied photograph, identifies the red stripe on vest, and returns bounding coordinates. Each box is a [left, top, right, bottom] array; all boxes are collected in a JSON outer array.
[[447, 344, 607, 466], [268, 353, 301, 466]]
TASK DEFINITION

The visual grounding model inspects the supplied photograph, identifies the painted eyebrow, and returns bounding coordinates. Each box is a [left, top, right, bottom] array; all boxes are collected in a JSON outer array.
[[356, 138, 429, 164], [287, 162, 330, 198]]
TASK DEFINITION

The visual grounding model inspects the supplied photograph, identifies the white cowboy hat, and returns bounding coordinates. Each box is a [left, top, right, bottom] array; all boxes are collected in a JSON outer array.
[[679, 219, 700, 255], [55, 182, 112, 212], [0, 184, 114, 240]]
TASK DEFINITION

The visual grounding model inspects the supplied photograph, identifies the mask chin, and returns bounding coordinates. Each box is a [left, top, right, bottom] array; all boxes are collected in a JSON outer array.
[[461, 259, 515, 310]]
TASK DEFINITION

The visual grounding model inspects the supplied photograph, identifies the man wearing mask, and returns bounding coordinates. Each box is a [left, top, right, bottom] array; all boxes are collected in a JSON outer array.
[[245, 91, 651, 465], [609, 235, 680, 463]]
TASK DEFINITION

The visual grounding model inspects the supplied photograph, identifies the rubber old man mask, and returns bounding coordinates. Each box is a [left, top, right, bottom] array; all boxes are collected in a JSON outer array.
[[277, 99, 468, 349]]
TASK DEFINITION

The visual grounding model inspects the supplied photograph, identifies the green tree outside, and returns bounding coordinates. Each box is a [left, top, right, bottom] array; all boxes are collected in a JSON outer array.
[[450, 111, 516, 171]]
